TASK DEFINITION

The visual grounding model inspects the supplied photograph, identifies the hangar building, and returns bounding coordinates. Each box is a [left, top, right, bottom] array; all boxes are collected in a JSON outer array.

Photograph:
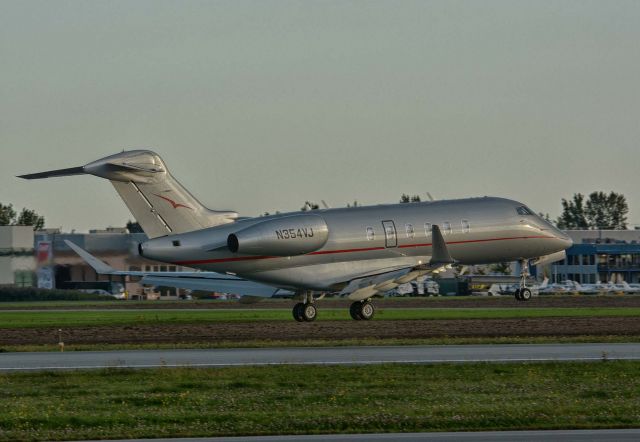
[[550, 230, 640, 284]]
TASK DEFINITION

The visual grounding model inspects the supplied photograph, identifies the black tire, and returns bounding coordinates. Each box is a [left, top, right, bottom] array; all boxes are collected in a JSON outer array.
[[292, 302, 305, 322], [520, 288, 532, 301], [349, 302, 363, 320], [514, 288, 523, 301], [359, 301, 375, 320], [302, 303, 317, 322]]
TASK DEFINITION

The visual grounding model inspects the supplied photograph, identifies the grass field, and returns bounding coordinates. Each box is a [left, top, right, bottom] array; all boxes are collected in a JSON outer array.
[[0, 307, 639, 328], [1, 362, 639, 441]]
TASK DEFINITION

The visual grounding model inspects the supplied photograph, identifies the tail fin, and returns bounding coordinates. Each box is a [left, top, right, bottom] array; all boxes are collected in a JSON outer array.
[[19, 150, 237, 238]]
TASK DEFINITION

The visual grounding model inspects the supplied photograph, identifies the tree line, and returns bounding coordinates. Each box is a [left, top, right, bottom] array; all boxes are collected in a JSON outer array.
[[556, 191, 628, 230], [0, 203, 45, 230]]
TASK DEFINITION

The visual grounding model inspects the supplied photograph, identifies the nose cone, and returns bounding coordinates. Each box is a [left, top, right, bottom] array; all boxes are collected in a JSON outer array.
[[554, 230, 573, 250]]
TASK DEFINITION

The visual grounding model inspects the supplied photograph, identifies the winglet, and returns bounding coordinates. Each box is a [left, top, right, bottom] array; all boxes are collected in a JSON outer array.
[[64, 240, 116, 274], [430, 225, 454, 265]]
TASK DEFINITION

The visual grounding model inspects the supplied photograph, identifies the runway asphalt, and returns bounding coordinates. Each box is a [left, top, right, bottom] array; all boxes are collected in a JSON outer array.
[[82, 429, 640, 441], [1, 343, 640, 371]]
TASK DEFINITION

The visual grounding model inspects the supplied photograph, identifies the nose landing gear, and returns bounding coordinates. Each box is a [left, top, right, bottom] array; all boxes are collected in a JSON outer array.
[[514, 259, 532, 301]]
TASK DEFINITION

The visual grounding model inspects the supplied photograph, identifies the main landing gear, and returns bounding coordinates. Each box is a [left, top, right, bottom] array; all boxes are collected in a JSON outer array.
[[292, 291, 317, 322], [349, 300, 375, 320], [514, 259, 532, 302], [292, 292, 377, 322]]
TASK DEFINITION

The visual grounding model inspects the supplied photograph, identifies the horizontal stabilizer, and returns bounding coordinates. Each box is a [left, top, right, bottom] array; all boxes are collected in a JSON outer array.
[[65, 240, 116, 274], [18, 166, 85, 180]]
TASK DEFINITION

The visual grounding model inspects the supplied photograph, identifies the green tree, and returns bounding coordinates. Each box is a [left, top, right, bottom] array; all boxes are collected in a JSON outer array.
[[557, 191, 628, 230], [0, 203, 45, 230], [556, 194, 589, 229], [16, 209, 45, 231], [585, 191, 628, 230], [0, 203, 16, 225], [400, 194, 421, 203]]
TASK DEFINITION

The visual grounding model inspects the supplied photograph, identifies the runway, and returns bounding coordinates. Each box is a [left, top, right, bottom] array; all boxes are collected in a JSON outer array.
[[83, 429, 640, 441], [2, 343, 640, 371]]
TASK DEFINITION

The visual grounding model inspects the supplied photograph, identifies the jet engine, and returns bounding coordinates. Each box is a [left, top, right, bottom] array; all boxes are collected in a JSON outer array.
[[228, 214, 329, 256]]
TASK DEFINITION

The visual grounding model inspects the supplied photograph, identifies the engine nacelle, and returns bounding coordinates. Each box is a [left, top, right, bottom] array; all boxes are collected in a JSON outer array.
[[228, 214, 329, 256]]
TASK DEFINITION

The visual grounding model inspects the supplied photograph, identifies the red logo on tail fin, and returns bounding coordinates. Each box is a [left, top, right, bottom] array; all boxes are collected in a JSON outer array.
[[153, 194, 193, 210]]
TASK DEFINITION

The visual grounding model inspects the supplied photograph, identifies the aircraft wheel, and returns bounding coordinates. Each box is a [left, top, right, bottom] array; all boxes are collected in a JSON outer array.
[[359, 301, 375, 320], [302, 303, 317, 322], [520, 288, 532, 301], [349, 302, 363, 320], [292, 302, 305, 322], [514, 288, 523, 301]]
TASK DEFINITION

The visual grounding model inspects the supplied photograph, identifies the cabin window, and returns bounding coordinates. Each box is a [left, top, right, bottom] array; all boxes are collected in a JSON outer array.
[[443, 222, 452, 235], [405, 223, 415, 238], [366, 226, 375, 241], [461, 219, 470, 233], [516, 206, 533, 216], [424, 222, 432, 237]]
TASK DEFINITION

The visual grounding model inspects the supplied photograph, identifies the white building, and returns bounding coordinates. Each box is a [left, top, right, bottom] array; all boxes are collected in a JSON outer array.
[[0, 226, 36, 286]]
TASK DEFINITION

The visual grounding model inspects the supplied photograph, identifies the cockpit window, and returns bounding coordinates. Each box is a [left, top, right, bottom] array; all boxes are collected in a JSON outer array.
[[516, 206, 534, 216]]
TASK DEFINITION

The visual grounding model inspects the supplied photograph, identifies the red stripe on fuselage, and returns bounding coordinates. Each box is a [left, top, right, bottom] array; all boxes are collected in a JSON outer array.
[[309, 246, 386, 255], [397, 235, 553, 249], [172, 235, 556, 266], [174, 255, 276, 265]]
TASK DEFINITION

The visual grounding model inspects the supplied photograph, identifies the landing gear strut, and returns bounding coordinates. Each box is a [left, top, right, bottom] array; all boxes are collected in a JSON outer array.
[[293, 291, 317, 322], [349, 299, 375, 320], [514, 259, 532, 302]]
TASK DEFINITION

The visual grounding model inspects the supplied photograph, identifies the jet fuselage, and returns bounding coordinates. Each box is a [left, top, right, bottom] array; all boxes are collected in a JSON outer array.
[[140, 197, 572, 291]]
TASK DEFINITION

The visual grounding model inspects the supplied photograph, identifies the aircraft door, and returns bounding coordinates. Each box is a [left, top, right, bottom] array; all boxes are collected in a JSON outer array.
[[382, 220, 397, 248]]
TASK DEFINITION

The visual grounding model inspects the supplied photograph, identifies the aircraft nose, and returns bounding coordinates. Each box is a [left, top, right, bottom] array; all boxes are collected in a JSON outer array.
[[555, 231, 573, 250]]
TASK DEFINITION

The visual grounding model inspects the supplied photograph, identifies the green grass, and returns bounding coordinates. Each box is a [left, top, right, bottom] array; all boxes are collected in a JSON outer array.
[[1, 362, 639, 441], [0, 307, 639, 328], [2, 334, 640, 353]]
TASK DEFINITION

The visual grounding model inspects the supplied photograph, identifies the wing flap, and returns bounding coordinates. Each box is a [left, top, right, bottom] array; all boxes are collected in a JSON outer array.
[[140, 275, 286, 297]]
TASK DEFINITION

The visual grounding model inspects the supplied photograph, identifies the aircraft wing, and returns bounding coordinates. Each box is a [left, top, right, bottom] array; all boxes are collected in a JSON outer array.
[[340, 225, 455, 300], [64, 240, 291, 298]]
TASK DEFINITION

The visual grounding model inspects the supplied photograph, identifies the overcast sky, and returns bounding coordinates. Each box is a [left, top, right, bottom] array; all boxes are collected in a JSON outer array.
[[2, 0, 639, 232]]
